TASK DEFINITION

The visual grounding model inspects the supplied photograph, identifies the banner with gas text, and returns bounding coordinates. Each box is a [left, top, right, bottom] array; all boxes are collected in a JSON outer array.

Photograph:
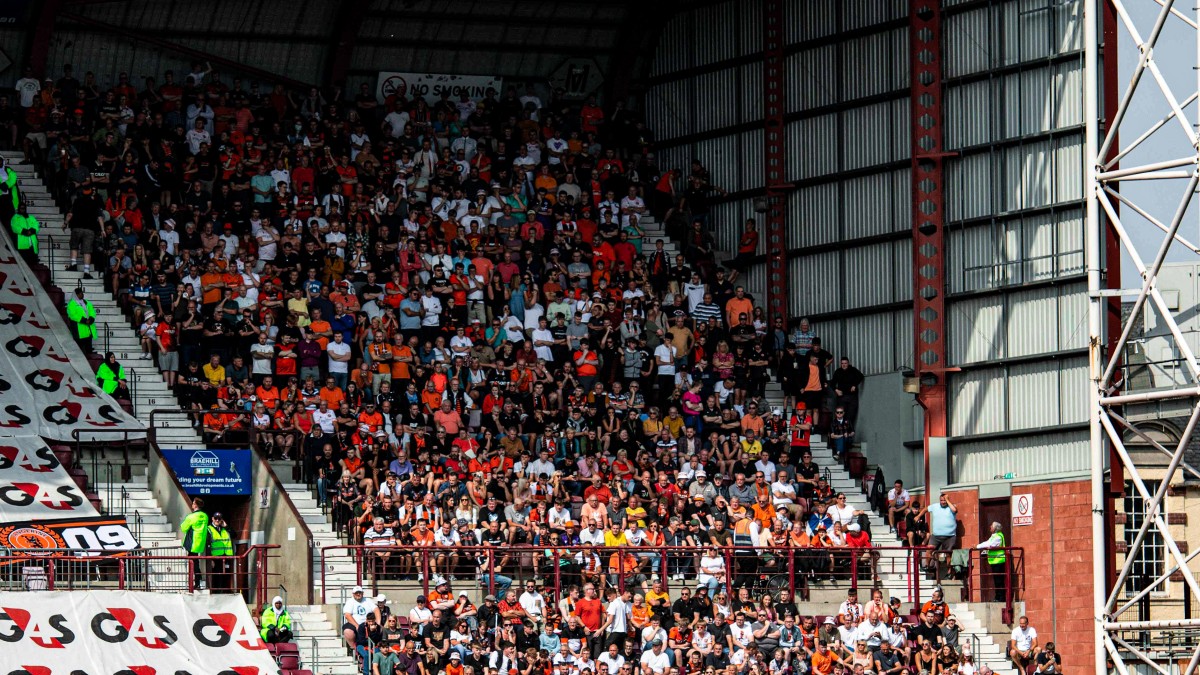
[[0, 226, 144, 440], [0, 439, 98, 520], [0, 437, 140, 554], [0, 590, 279, 674]]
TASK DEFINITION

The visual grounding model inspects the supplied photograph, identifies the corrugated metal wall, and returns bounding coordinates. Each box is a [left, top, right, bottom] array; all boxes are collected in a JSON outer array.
[[46, 0, 338, 88], [647, 0, 1088, 484], [942, 0, 1088, 480], [0, 28, 28, 89]]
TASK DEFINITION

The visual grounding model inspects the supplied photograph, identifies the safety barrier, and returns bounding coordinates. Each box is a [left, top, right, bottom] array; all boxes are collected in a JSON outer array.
[[0, 544, 280, 607], [320, 544, 1024, 617]]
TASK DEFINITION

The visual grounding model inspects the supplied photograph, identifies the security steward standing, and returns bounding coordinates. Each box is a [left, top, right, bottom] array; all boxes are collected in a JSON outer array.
[[207, 511, 235, 592], [66, 285, 97, 353]]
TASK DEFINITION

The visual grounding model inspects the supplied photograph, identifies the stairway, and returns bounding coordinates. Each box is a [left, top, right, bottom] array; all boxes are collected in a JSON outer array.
[[2, 152, 202, 450], [289, 604, 361, 675], [267, 463, 360, 607], [950, 603, 1017, 675]]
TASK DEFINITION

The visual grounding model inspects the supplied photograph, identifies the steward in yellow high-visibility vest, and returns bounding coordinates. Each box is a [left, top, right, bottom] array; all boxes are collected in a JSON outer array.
[[976, 521, 1008, 602], [10, 203, 38, 259], [66, 286, 97, 353]]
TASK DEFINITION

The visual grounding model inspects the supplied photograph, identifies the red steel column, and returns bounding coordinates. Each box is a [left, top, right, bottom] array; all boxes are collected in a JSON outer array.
[[910, 0, 948, 485], [1101, 0, 1122, 600], [763, 0, 789, 324]]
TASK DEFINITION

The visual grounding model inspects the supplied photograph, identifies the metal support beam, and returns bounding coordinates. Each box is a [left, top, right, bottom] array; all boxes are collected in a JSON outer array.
[[28, 0, 64, 77], [763, 0, 789, 326], [56, 11, 314, 89], [1088, 0, 1200, 673], [328, 2, 369, 87], [909, 0, 948, 492]]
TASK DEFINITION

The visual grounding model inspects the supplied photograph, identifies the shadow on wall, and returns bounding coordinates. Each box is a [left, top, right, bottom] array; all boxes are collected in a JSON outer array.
[[857, 371, 923, 487]]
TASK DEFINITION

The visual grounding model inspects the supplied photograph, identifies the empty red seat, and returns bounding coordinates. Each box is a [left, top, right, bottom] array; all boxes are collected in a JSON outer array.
[[69, 468, 88, 491], [284, 670, 313, 675], [51, 446, 73, 470], [278, 653, 301, 669]]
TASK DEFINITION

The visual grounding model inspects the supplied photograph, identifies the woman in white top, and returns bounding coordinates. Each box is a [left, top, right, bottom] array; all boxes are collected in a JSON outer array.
[[827, 493, 863, 529], [697, 546, 726, 598], [712, 590, 732, 620]]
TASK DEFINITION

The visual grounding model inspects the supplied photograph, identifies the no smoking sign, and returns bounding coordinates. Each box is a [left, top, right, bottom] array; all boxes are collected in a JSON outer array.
[[1012, 494, 1034, 526]]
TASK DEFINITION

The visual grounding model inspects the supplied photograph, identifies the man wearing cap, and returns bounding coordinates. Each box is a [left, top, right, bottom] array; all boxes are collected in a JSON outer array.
[[639, 637, 672, 675], [343, 586, 372, 654], [260, 595, 293, 644], [206, 511, 235, 591]]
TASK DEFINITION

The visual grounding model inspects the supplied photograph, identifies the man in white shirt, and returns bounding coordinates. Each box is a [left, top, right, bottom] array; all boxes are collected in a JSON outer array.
[[603, 589, 632, 644], [383, 109, 410, 138], [312, 401, 337, 434], [729, 613, 753, 652], [770, 472, 798, 515], [597, 643, 626, 673], [15, 69, 41, 108], [1009, 616, 1038, 671], [250, 337, 274, 378], [527, 449, 556, 479], [326, 332, 352, 389], [639, 639, 671, 675], [837, 588, 864, 626], [420, 288, 442, 334], [341, 586, 372, 650], [519, 580, 546, 624], [433, 523, 461, 577], [553, 644, 580, 675], [531, 317, 557, 362], [887, 480, 911, 532], [579, 522, 605, 546], [619, 187, 646, 228], [653, 341, 676, 408], [853, 614, 892, 649]]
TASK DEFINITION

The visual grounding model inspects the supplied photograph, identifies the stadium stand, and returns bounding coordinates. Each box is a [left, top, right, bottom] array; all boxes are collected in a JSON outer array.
[[0, 59, 1023, 675]]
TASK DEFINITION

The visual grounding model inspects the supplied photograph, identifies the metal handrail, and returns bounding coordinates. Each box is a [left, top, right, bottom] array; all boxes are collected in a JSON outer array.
[[0, 544, 280, 605]]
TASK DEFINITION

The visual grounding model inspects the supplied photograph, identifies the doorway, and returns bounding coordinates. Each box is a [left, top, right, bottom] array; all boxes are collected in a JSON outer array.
[[978, 498, 1011, 603]]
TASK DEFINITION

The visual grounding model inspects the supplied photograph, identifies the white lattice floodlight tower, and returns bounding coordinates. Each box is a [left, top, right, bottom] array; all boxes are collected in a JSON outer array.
[[1087, 0, 1200, 673]]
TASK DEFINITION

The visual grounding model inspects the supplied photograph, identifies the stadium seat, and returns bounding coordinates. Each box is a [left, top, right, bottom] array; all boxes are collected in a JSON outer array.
[[45, 287, 64, 313], [283, 670, 313, 675], [22, 567, 48, 590], [278, 653, 301, 670], [68, 467, 88, 491], [50, 445, 73, 470], [31, 264, 51, 289]]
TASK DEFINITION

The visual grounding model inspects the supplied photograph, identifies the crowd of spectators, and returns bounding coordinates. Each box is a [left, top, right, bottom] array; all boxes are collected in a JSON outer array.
[[0, 60, 1020, 675]]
